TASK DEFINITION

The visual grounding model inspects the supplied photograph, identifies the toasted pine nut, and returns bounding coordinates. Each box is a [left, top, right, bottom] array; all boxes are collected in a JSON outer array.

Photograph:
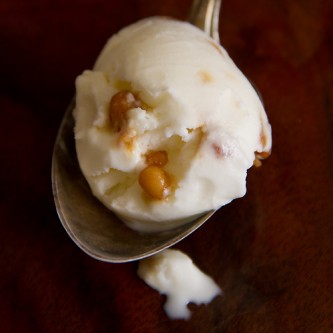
[[139, 166, 171, 200], [109, 91, 141, 132], [145, 150, 168, 167]]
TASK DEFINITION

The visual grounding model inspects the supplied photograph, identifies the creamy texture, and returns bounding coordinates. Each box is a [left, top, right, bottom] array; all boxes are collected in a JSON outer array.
[[74, 17, 272, 231], [138, 249, 221, 320]]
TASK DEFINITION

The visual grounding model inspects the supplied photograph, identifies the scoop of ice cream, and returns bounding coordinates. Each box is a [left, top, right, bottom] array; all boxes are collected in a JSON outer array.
[[74, 17, 272, 231]]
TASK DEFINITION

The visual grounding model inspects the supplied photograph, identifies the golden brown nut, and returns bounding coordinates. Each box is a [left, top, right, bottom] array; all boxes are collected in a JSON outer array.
[[254, 151, 271, 167], [109, 91, 141, 132], [145, 150, 168, 167], [139, 165, 171, 200]]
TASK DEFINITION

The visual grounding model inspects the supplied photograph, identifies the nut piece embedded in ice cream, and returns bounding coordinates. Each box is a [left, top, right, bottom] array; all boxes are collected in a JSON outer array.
[[109, 91, 141, 132], [139, 165, 171, 200], [145, 150, 168, 167], [253, 151, 271, 167], [140, 151, 171, 199]]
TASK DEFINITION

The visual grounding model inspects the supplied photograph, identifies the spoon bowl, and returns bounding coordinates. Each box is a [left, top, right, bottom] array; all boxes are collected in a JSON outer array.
[[52, 0, 221, 263]]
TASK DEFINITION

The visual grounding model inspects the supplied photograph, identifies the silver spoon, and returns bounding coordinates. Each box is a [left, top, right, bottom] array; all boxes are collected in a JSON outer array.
[[52, 0, 221, 263]]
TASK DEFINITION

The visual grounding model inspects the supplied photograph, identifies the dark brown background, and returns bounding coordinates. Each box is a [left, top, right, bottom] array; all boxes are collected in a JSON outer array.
[[1, 0, 333, 332]]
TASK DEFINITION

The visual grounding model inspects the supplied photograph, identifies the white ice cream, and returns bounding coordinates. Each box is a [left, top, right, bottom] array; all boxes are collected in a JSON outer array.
[[74, 17, 272, 231], [138, 249, 221, 320]]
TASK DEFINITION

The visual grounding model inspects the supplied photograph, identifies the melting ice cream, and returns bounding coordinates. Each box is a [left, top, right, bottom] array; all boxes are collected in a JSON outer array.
[[138, 249, 221, 320]]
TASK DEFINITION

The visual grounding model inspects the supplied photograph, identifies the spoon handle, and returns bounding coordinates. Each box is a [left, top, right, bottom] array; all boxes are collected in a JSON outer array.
[[188, 0, 222, 43]]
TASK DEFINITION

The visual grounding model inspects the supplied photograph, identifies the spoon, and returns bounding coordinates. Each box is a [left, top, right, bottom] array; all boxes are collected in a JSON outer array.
[[52, 0, 221, 263]]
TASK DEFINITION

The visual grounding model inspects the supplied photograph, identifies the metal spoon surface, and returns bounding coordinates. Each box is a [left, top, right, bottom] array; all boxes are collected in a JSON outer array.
[[52, 0, 221, 263]]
